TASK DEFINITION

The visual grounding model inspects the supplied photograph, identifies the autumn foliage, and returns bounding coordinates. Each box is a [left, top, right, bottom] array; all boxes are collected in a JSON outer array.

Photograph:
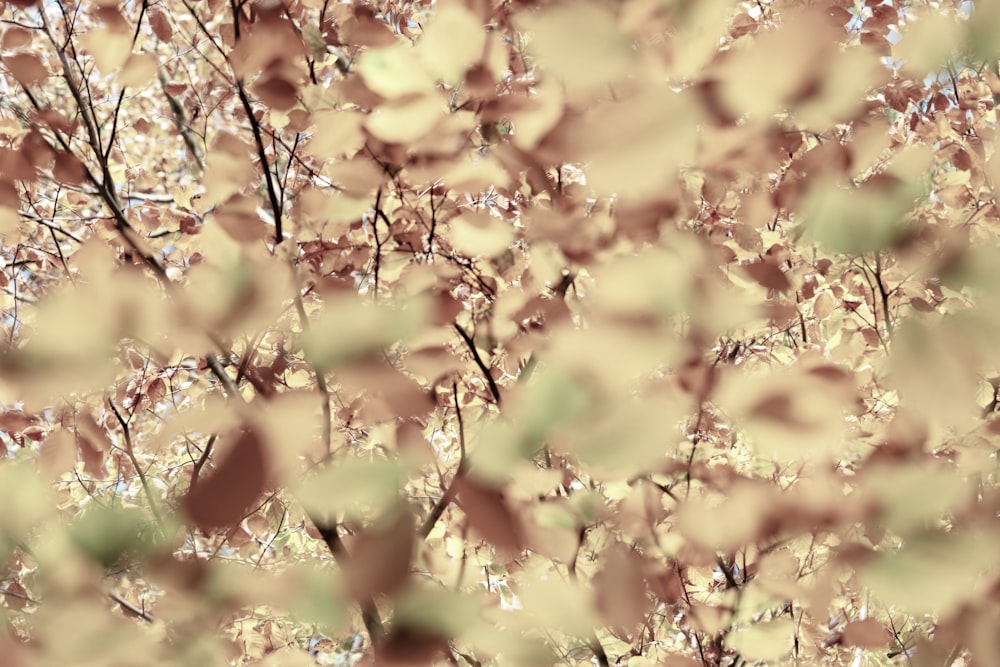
[[2, 0, 1000, 665]]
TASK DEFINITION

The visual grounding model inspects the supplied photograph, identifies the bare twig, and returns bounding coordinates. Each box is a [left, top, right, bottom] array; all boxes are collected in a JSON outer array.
[[567, 528, 610, 667], [107, 395, 164, 529], [235, 81, 284, 244], [189, 433, 217, 490], [294, 292, 332, 456], [109, 591, 155, 623], [204, 354, 385, 646], [453, 323, 501, 405], [419, 383, 468, 539]]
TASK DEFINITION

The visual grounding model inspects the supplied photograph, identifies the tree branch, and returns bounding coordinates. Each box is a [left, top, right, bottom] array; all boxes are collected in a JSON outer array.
[[204, 355, 385, 646], [453, 323, 501, 405], [419, 382, 467, 539], [107, 395, 164, 530]]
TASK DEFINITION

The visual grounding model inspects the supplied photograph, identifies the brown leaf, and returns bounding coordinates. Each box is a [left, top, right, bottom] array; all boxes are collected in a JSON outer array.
[[0, 410, 35, 433], [146, 377, 166, 405], [252, 75, 299, 111], [39, 429, 76, 479], [594, 544, 650, 629], [0, 147, 35, 181], [842, 618, 890, 648], [182, 428, 269, 530], [341, 9, 397, 47], [147, 553, 209, 591], [147, 6, 173, 42], [374, 625, 449, 667], [211, 194, 270, 243], [751, 393, 795, 423], [677, 358, 715, 401], [78, 434, 105, 478], [1, 27, 32, 49], [805, 364, 851, 383], [75, 411, 111, 478], [53, 151, 86, 186], [345, 506, 416, 600], [454, 475, 524, 551], [3, 53, 48, 86], [648, 567, 684, 606], [3, 580, 30, 610], [744, 258, 791, 292]]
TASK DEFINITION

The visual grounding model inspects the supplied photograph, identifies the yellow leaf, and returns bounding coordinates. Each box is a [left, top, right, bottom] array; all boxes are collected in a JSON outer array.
[[202, 133, 257, 208], [79, 28, 132, 74], [520, 576, 595, 638], [448, 210, 514, 257], [859, 529, 1000, 616], [365, 95, 445, 144], [356, 43, 435, 98], [573, 85, 699, 201], [517, 1, 633, 97], [117, 51, 158, 89], [725, 619, 795, 661], [439, 156, 511, 193], [416, 4, 485, 83], [893, 9, 963, 78], [301, 293, 428, 370], [306, 110, 365, 160], [295, 458, 406, 520]]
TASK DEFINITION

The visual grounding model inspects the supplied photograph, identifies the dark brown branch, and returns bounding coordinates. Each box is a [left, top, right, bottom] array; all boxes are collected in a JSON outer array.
[[872, 251, 894, 338], [189, 433, 217, 490], [109, 591, 155, 623], [205, 355, 385, 646], [567, 527, 610, 667], [715, 556, 740, 590], [35, 9, 169, 283], [235, 80, 284, 244], [453, 323, 501, 405], [419, 383, 468, 539], [294, 292, 332, 456], [18, 210, 86, 243], [107, 395, 164, 529], [426, 186, 439, 258], [312, 521, 385, 645], [371, 187, 390, 298]]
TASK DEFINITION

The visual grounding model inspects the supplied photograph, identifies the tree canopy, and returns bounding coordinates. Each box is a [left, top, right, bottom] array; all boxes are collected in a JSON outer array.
[[1, 0, 1000, 665]]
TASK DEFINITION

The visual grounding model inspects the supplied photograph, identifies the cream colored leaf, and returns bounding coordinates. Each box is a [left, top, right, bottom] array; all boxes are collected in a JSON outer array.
[[306, 110, 365, 160], [79, 29, 132, 74], [365, 95, 444, 144], [356, 43, 435, 98], [725, 619, 795, 662], [518, 1, 633, 96], [448, 211, 515, 257], [117, 51, 158, 89], [416, 4, 485, 83]]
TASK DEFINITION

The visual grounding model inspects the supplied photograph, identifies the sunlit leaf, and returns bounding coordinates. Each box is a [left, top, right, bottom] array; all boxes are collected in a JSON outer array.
[[78, 28, 132, 74], [356, 43, 436, 98], [517, 1, 634, 97], [416, 4, 485, 83]]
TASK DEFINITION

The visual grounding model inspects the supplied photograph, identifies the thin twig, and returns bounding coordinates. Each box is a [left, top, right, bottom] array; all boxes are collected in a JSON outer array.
[[204, 354, 385, 646], [567, 528, 610, 667], [109, 591, 155, 623], [189, 433, 217, 490], [294, 291, 332, 456], [453, 323, 501, 405], [107, 395, 164, 529], [419, 383, 468, 539]]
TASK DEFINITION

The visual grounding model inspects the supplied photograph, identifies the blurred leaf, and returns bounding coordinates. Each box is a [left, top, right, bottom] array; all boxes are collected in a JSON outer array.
[[70, 505, 159, 569]]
